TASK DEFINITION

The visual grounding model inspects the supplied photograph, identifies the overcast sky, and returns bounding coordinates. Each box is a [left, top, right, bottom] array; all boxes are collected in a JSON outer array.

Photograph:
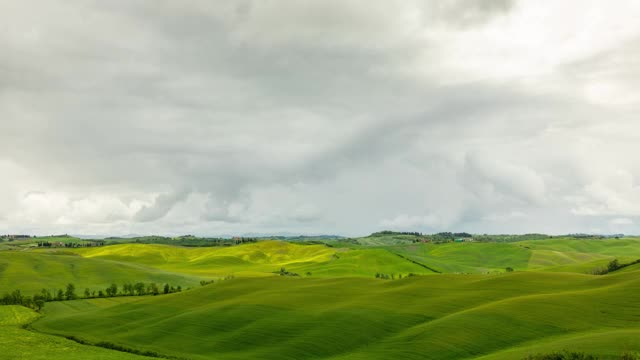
[[2, 1, 640, 237]]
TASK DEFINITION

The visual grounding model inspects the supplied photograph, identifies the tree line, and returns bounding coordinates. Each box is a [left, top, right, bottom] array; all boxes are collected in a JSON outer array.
[[1, 281, 185, 311], [36, 241, 105, 247], [524, 350, 638, 359], [589, 258, 640, 275], [127, 235, 258, 247], [375, 272, 418, 280], [372, 231, 423, 236]]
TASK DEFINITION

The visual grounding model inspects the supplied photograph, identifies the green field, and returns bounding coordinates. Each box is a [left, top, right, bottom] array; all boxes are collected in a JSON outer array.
[[0, 305, 147, 359], [2, 237, 640, 359], [0, 250, 204, 294], [30, 269, 640, 359]]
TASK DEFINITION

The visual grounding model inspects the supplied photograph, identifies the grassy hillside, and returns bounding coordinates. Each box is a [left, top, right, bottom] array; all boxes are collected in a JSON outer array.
[[389, 242, 531, 273], [4, 238, 639, 296], [0, 250, 203, 294], [387, 238, 640, 274], [0, 305, 145, 359], [71, 238, 640, 279], [71, 241, 437, 278], [32, 267, 640, 360], [4, 238, 640, 359]]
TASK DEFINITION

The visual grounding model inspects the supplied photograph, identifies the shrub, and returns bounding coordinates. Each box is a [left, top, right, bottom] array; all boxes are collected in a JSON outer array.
[[589, 267, 608, 275], [621, 352, 639, 360], [523, 351, 597, 359]]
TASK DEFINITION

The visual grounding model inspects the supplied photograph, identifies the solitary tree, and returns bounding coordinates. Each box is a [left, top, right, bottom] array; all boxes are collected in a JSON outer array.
[[505, 267, 514, 272]]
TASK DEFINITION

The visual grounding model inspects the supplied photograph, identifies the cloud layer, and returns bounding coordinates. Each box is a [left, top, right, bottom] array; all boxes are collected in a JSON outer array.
[[2, 0, 640, 236]]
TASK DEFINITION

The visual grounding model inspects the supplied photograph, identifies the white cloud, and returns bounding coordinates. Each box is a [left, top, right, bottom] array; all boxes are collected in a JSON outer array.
[[483, 211, 526, 222], [610, 218, 633, 225], [464, 153, 547, 205], [380, 214, 442, 230], [569, 171, 640, 217]]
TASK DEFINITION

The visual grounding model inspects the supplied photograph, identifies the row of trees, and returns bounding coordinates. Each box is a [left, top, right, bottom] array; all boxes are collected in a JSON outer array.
[[524, 350, 639, 359], [276, 267, 300, 276], [129, 235, 258, 247], [36, 241, 105, 247], [1, 282, 186, 311], [589, 258, 640, 275], [86, 282, 182, 298], [372, 231, 423, 236], [0, 289, 46, 311], [1, 283, 83, 310], [375, 272, 418, 280]]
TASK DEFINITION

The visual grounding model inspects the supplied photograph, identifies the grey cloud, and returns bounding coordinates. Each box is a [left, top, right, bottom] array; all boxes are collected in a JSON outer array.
[[133, 190, 191, 222], [463, 153, 546, 205], [1, 1, 640, 236], [426, 0, 515, 28]]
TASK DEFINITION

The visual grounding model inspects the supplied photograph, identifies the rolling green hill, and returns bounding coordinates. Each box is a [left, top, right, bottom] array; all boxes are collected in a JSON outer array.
[[71, 238, 640, 278], [4, 238, 640, 359], [31, 267, 640, 360], [0, 305, 146, 359], [387, 238, 640, 274], [71, 241, 438, 278], [0, 250, 203, 294], [5, 237, 638, 296]]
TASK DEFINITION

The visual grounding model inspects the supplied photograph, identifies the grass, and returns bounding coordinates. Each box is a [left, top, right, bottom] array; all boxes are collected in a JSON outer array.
[[0, 241, 447, 296], [388, 242, 532, 273], [0, 305, 146, 359], [0, 251, 203, 294], [70, 241, 438, 278], [30, 266, 640, 360], [386, 238, 640, 274], [4, 238, 640, 359]]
